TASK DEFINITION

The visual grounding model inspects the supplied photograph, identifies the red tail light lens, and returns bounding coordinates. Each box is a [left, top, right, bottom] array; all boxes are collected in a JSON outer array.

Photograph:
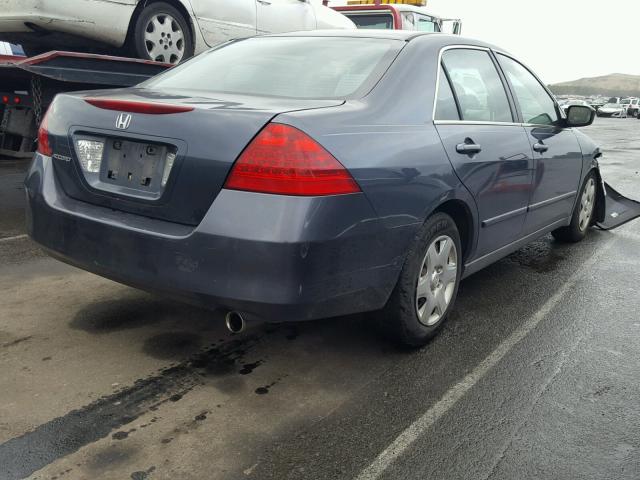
[[36, 107, 53, 156], [84, 98, 194, 114], [224, 123, 360, 196]]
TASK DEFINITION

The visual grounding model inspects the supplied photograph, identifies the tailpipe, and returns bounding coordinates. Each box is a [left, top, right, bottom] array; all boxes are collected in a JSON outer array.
[[225, 311, 246, 334]]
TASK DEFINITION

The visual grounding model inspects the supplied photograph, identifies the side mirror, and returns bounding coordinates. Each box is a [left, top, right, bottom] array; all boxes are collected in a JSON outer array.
[[566, 105, 595, 128]]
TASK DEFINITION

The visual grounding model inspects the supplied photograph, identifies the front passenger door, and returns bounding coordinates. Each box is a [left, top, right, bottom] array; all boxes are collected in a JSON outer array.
[[256, 0, 315, 34], [496, 54, 584, 235]]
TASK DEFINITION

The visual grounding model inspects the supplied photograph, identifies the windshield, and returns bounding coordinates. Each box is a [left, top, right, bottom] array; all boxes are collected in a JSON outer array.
[[144, 37, 402, 100], [346, 13, 395, 29], [604, 103, 620, 108]]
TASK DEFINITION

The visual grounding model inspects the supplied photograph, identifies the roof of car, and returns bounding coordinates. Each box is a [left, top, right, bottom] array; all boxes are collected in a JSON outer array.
[[264, 30, 501, 52], [266, 29, 426, 41]]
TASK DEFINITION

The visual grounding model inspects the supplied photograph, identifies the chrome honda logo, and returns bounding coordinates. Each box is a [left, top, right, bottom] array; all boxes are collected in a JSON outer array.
[[115, 113, 132, 130]]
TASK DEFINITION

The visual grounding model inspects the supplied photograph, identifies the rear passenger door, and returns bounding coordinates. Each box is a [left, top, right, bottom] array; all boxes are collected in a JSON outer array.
[[434, 47, 534, 258], [496, 53, 583, 235], [189, 0, 257, 46]]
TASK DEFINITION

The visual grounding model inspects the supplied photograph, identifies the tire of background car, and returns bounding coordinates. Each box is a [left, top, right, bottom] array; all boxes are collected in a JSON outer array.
[[378, 212, 463, 347], [551, 171, 597, 243], [130, 1, 194, 64]]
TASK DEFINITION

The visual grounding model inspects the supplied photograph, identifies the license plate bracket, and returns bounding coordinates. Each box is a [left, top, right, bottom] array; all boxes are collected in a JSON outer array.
[[100, 138, 169, 195]]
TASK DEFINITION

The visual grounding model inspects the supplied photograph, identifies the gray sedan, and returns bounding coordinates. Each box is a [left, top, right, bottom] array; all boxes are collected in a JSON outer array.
[[25, 31, 637, 346]]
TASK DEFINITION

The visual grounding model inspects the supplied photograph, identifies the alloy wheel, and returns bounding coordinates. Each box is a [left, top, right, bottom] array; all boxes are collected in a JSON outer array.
[[579, 177, 596, 231], [144, 14, 185, 64], [416, 235, 458, 326]]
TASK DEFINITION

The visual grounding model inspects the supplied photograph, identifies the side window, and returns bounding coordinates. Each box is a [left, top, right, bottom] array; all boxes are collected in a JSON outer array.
[[497, 54, 559, 125], [442, 49, 512, 123], [435, 67, 460, 121]]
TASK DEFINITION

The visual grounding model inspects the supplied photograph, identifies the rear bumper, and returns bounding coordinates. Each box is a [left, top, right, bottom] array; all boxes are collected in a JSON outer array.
[[25, 154, 410, 322]]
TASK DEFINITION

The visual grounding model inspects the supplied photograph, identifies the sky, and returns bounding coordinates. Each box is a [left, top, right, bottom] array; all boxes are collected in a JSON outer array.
[[330, 0, 640, 84]]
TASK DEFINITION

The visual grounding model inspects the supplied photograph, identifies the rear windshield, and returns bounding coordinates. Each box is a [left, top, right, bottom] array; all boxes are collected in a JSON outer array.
[[144, 37, 403, 100]]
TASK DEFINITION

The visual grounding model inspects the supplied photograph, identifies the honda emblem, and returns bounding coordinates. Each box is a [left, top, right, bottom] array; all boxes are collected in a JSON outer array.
[[115, 113, 132, 130]]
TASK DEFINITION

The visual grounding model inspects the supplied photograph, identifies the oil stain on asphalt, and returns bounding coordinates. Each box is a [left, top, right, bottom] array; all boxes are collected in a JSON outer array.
[[0, 328, 277, 479]]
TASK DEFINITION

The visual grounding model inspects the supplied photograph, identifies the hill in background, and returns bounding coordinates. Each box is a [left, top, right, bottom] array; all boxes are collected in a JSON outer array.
[[549, 73, 640, 97]]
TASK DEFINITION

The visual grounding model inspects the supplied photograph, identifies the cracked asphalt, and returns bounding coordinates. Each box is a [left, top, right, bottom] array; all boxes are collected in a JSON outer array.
[[0, 117, 639, 480]]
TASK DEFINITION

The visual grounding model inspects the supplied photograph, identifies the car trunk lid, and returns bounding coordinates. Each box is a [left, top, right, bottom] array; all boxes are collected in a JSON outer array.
[[47, 88, 344, 226]]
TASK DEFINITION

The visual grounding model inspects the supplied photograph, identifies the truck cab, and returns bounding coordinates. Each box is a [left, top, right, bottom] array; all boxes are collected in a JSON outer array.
[[331, 0, 461, 34]]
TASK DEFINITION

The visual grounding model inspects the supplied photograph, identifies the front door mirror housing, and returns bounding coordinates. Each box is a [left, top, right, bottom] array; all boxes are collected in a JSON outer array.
[[566, 105, 596, 128]]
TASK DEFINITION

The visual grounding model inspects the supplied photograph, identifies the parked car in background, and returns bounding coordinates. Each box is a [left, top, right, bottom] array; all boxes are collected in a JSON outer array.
[[26, 31, 606, 346], [331, 0, 461, 33], [588, 97, 607, 110], [0, 0, 354, 64], [620, 97, 640, 117], [597, 103, 628, 118]]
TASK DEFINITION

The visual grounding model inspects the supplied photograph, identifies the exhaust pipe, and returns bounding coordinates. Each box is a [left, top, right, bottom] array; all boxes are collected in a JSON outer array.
[[225, 311, 245, 334]]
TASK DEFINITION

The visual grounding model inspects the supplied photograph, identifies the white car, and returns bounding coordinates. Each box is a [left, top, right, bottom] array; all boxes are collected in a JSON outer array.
[[597, 103, 628, 118], [0, 0, 355, 64]]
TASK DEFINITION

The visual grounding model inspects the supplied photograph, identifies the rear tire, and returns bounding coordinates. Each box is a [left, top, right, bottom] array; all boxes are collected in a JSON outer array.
[[130, 2, 194, 64], [552, 172, 597, 243], [378, 213, 462, 347]]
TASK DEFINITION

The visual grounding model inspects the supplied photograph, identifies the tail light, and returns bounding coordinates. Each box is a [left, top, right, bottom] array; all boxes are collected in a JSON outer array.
[[224, 123, 360, 196], [36, 106, 53, 157], [84, 98, 194, 114]]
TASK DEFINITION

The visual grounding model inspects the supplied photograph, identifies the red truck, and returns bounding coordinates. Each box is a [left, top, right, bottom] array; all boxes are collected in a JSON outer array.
[[329, 0, 461, 34]]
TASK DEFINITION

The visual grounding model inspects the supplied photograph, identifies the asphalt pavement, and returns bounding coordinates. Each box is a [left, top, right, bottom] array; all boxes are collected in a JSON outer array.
[[0, 117, 638, 480]]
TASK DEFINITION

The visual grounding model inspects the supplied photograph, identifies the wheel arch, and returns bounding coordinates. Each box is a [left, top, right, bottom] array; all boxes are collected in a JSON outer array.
[[433, 199, 474, 262]]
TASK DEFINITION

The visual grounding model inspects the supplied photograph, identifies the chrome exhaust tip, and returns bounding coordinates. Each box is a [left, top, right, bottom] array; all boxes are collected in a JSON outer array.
[[225, 311, 245, 334]]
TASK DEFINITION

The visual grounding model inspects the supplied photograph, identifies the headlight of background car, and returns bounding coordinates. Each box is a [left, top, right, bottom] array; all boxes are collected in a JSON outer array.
[[75, 138, 104, 173]]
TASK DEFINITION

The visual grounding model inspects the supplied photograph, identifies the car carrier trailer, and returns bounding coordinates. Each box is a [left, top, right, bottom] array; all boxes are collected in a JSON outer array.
[[0, 51, 170, 158]]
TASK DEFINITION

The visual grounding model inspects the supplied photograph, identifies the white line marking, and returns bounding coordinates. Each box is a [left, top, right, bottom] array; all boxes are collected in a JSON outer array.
[[0, 234, 28, 243], [355, 237, 617, 480]]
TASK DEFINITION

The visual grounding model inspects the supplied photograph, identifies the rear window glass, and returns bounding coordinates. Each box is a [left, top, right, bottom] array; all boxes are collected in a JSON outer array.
[[144, 37, 403, 100]]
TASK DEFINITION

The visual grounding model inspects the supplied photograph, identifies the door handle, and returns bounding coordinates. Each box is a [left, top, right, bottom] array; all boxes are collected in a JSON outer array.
[[533, 143, 549, 153], [456, 142, 482, 155], [257, 0, 271, 4]]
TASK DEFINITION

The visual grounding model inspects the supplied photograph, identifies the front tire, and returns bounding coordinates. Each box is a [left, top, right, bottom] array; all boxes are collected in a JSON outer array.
[[130, 2, 194, 64], [552, 172, 597, 243], [379, 213, 462, 347]]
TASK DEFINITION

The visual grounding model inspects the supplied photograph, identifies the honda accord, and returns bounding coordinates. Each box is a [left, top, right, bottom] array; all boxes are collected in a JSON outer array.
[[26, 31, 610, 346]]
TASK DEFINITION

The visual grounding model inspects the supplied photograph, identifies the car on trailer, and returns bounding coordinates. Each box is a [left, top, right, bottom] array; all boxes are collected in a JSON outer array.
[[0, 0, 355, 64]]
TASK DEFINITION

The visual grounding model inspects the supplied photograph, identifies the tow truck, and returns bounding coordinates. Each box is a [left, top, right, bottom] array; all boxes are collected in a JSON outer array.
[[329, 0, 461, 35], [0, 50, 170, 159]]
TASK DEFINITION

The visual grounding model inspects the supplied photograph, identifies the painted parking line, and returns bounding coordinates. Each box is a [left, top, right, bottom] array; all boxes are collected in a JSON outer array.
[[0, 234, 28, 243], [355, 235, 617, 480]]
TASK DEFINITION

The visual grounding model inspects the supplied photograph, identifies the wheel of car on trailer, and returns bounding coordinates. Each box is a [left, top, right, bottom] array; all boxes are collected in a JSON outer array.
[[130, 2, 194, 64], [379, 212, 463, 347]]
